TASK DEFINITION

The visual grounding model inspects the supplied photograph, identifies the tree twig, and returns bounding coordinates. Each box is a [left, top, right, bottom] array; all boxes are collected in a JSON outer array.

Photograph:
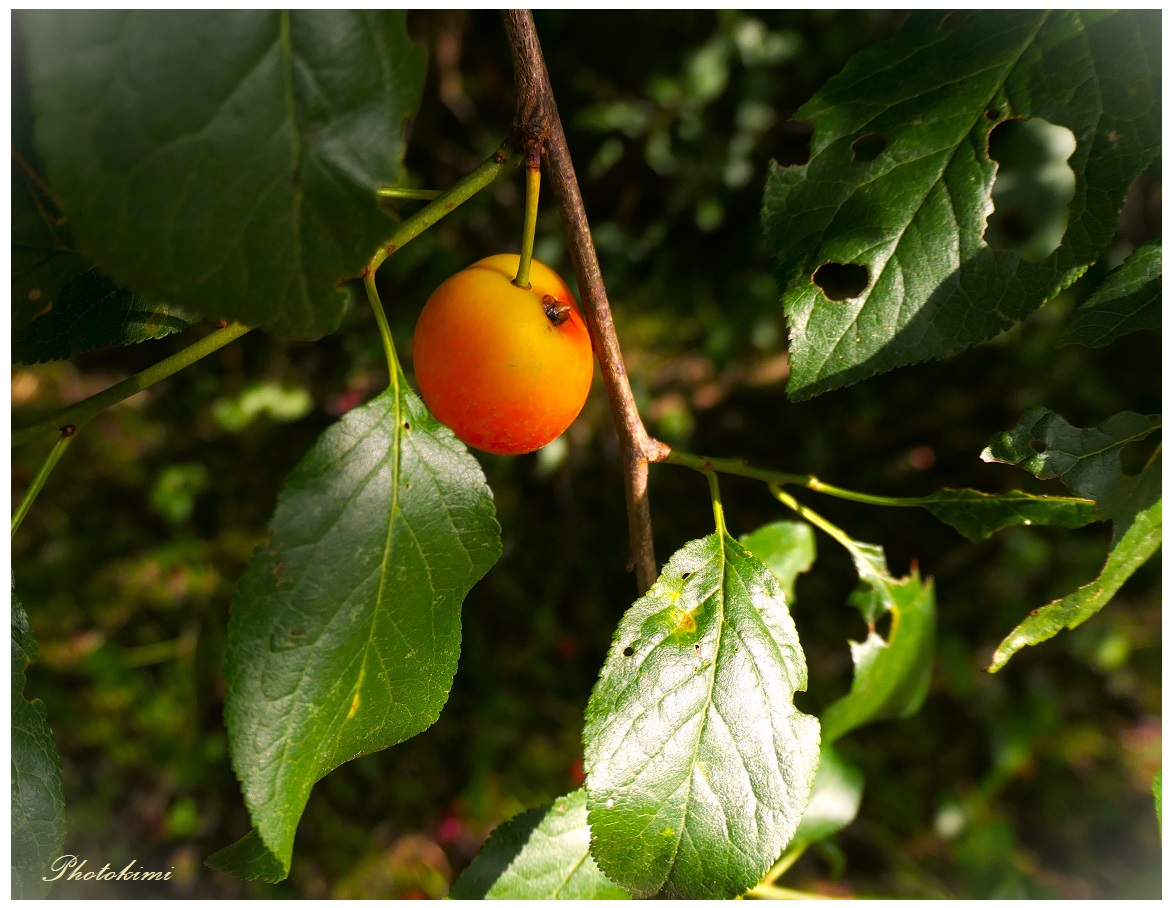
[[501, 10, 669, 594]]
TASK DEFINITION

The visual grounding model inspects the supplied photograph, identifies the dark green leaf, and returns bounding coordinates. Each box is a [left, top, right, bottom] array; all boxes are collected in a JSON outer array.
[[786, 743, 864, 852], [763, 10, 1160, 399], [980, 408, 1160, 516], [584, 534, 820, 899], [918, 488, 1098, 543], [12, 33, 194, 362], [1062, 241, 1161, 348], [989, 454, 1161, 671], [983, 408, 1161, 670], [21, 10, 426, 337], [209, 376, 501, 880], [13, 269, 197, 364], [821, 561, 936, 745], [11, 592, 66, 899], [739, 520, 817, 599], [448, 789, 630, 900]]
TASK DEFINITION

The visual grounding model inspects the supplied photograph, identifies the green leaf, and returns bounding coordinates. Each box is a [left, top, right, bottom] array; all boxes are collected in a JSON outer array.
[[918, 488, 1098, 543], [821, 559, 936, 745], [11, 30, 195, 362], [739, 520, 817, 599], [13, 268, 197, 365], [1062, 241, 1161, 348], [787, 743, 864, 852], [763, 10, 1160, 399], [11, 591, 66, 899], [983, 408, 1162, 670], [583, 534, 821, 899], [989, 453, 1161, 671], [980, 408, 1161, 516], [209, 376, 501, 880], [21, 10, 426, 337], [448, 789, 630, 900]]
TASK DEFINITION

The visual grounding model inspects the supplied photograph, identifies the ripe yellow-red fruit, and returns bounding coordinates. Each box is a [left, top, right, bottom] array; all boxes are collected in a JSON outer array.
[[412, 254, 593, 455]]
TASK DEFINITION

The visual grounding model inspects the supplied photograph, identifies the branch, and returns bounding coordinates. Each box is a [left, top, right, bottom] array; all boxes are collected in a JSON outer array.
[[501, 10, 669, 594]]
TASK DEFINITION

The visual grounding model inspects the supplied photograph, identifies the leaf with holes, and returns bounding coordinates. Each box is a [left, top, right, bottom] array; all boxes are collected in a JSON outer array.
[[917, 488, 1097, 542], [981, 408, 1160, 515], [11, 592, 67, 899], [584, 534, 821, 899], [762, 10, 1161, 399], [1062, 241, 1161, 348], [740, 520, 817, 600], [820, 550, 936, 745], [448, 789, 630, 900], [206, 375, 501, 881], [982, 408, 1161, 670], [21, 10, 425, 337]]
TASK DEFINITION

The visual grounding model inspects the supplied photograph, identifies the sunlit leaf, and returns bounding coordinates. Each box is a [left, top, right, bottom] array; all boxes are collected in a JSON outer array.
[[763, 10, 1160, 399], [584, 534, 820, 899], [448, 789, 629, 900], [11, 592, 66, 899], [21, 10, 426, 337], [1062, 241, 1161, 348], [208, 375, 501, 881]]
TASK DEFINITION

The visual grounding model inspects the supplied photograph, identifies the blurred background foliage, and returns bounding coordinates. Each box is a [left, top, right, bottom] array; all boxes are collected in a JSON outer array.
[[11, 10, 1160, 899]]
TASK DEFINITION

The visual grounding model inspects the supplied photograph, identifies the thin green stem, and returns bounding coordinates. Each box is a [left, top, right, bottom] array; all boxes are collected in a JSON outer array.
[[664, 448, 1076, 509], [364, 268, 400, 383], [12, 323, 253, 447], [771, 485, 860, 556], [762, 844, 808, 886], [375, 187, 443, 200], [747, 882, 840, 900], [514, 164, 541, 289], [707, 470, 727, 537], [12, 427, 77, 538], [367, 143, 521, 279]]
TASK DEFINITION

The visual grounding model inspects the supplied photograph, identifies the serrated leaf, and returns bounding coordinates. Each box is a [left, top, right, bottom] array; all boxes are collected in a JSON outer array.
[[786, 743, 864, 852], [763, 10, 1160, 399], [821, 563, 936, 745], [739, 520, 817, 599], [989, 453, 1160, 671], [1062, 241, 1161, 348], [209, 376, 501, 880], [13, 268, 197, 364], [11, 591, 67, 899], [21, 10, 426, 337], [584, 534, 820, 899], [448, 789, 630, 900], [981, 408, 1161, 517], [918, 487, 1098, 542]]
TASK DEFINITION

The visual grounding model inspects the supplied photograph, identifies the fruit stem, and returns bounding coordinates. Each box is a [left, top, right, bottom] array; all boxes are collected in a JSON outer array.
[[12, 323, 253, 447], [514, 160, 541, 290], [12, 425, 77, 539]]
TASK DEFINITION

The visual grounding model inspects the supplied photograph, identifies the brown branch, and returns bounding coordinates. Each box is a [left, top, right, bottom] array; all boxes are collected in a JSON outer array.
[[501, 10, 669, 594]]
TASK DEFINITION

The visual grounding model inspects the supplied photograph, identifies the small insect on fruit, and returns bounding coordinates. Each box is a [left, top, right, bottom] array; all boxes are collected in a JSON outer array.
[[412, 254, 594, 455]]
